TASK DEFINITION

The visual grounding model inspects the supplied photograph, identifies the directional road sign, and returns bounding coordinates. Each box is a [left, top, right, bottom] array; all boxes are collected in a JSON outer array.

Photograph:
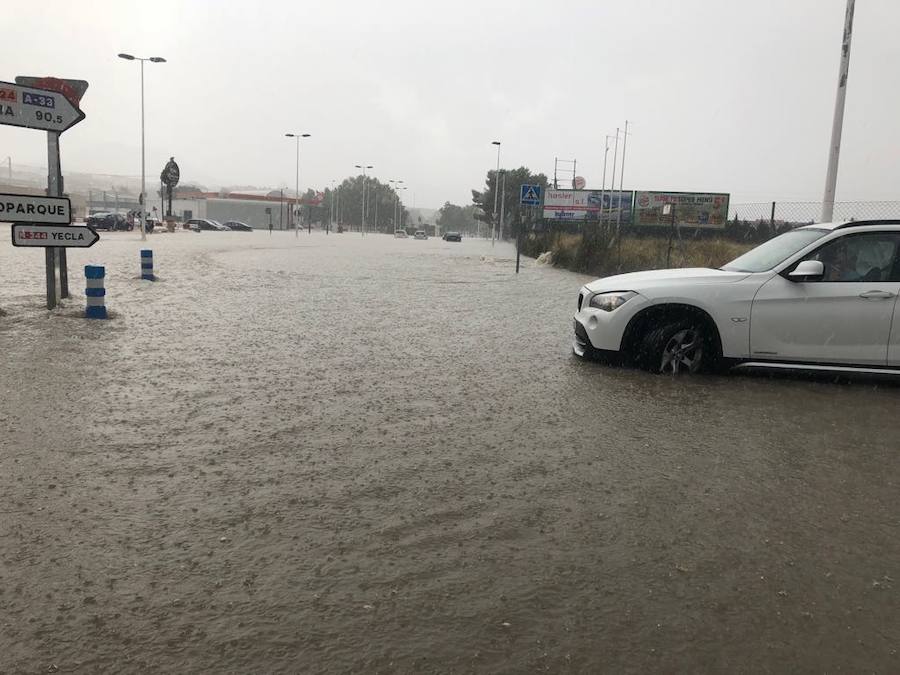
[[0, 193, 71, 224], [11, 223, 99, 248], [0, 81, 85, 133], [520, 184, 542, 206]]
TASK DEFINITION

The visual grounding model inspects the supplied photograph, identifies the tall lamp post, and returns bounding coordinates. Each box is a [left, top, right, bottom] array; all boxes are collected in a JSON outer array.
[[285, 133, 311, 236], [390, 180, 404, 229], [355, 164, 373, 235], [118, 53, 166, 241], [491, 141, 501, 245]]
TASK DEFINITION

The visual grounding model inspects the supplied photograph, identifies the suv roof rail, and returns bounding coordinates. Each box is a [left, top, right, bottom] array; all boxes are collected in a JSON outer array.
[[833, 219, 900, 230]]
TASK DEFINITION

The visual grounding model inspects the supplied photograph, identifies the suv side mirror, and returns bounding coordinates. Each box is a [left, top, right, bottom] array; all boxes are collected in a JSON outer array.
[[788, 259, 824, 280]]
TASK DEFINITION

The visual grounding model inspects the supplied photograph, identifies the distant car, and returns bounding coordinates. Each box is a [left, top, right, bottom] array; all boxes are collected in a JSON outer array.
[[222, 221, 254, 232], [88, 212, 131, 231], [394, 229, 408, 238], [186, 218, 229, 232], [442, 231, 462, 242], [414, 231, 428, 240]]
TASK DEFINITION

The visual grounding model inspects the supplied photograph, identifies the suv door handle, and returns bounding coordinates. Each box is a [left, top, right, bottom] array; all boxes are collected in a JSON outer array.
[[859, 290, 896, 300]]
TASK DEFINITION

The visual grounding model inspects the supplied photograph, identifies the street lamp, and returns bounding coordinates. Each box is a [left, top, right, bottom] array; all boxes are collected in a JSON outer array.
[[285, 133, 311, 235], [118, 52, 166, 241], [390, 180, 405, 229], [355, 164, 373, 235], [491, 141, 501, 245]]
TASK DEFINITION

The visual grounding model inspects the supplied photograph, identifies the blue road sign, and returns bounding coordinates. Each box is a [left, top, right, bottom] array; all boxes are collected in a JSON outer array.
[[520, 184, 542, 206]]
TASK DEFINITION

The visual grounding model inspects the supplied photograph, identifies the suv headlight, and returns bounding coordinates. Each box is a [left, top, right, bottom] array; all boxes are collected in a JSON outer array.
[[589, 291, 637, 312]]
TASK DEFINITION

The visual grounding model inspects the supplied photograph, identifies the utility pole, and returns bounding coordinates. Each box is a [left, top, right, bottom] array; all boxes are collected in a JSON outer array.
[[822, 0, 855, 223]]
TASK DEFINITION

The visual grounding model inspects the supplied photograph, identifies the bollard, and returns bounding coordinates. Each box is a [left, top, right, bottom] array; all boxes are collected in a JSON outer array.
[[84, 266, 107, 319], [140, 249, 155, 281]]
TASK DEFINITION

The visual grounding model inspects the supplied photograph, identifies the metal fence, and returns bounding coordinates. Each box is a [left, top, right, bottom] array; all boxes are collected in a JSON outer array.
[[730, 200, 900, 225]]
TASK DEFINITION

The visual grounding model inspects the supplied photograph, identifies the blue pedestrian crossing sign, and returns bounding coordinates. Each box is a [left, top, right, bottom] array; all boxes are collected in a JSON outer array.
[[520, 184, 542, 206]]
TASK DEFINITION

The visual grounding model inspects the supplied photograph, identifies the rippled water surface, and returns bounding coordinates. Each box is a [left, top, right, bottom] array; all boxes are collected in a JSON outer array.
[[1, 229, 898, 673]]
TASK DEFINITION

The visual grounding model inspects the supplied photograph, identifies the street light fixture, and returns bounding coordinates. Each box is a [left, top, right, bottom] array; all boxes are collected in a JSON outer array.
[[355, 164, 373, 235], [118, 52, 167, 241], [390, 181, 405, 230], [491, 141, 501, 245], [285, 133, 311, 235]]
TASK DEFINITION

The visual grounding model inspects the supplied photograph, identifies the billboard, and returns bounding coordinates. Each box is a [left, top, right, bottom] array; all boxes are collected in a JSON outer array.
[[633, 191, 730, 228], [542, 189, 633, 222]]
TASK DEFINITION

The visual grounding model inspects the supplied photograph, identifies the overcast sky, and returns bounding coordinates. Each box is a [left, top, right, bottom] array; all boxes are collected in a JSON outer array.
[[2, 0, 898, 207]]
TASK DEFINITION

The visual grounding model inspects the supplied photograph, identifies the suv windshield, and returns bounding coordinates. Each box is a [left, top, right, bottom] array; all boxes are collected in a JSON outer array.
[[722, 228, 829, 272]]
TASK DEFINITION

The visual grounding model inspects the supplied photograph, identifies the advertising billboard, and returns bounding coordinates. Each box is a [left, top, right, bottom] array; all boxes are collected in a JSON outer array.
[[542, 189, 633, 222], [633, 191, 730, 228]]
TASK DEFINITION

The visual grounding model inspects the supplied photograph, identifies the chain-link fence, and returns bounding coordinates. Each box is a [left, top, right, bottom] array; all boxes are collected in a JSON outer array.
[[525, 200, 900, 276], [726, 201, 900, 243]]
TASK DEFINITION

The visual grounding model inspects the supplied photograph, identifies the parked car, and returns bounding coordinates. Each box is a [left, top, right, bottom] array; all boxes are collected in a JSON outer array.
[[573, 220, 900, 375], [414, 230, 428, 240], [222, 221, 254, 232], [88, 212, 130, 231], [186, 218, 229, 232], [394, 229, 408, 238], [442, 231, 462, 242]]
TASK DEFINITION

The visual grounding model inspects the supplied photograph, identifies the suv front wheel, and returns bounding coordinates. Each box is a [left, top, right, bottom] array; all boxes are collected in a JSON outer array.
[[638, 320, 713, 375]]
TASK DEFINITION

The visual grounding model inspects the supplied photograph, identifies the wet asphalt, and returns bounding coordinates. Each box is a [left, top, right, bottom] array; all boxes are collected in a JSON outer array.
[[1, 229, 897, 673]]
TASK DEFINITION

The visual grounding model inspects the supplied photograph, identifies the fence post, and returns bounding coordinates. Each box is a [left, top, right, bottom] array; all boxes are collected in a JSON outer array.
[[140, 249, 155, 281], [84, 266, 107, 319], [770, 201, 776, 230]]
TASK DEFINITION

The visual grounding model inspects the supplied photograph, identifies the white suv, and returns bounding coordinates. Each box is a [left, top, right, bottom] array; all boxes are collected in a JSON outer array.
[[573, 220, 900, 374]]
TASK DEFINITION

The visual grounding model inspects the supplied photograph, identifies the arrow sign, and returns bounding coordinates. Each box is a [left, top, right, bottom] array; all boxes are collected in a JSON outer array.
[[0, 193, 71, 224], [11, 223, 99, 248], [0, 81, 85, 133]]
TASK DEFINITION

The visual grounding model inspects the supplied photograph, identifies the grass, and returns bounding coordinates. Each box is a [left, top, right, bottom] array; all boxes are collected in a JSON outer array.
[[526, 231, 752, 277]]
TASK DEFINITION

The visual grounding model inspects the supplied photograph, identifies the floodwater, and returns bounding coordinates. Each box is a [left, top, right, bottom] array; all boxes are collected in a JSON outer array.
[[1, 228, 897, 673]]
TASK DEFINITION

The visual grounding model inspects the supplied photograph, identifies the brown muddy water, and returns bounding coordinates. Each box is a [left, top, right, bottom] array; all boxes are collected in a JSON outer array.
[[1, 229, 897, 673]]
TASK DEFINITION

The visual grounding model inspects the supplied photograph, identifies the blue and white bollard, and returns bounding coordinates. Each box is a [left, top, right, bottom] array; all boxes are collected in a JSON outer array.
[[84, 265, 107, 319], [140, 249, 155, 281]]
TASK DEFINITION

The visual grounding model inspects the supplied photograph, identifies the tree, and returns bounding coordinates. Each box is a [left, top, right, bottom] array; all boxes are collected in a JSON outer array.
[[315, 176, 408, 231], [436, 202, 478, 235], [472, 166, 548, 239]]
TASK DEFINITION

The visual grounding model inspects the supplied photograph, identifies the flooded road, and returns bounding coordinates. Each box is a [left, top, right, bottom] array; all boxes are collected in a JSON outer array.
[[1, 229, 898, 673]]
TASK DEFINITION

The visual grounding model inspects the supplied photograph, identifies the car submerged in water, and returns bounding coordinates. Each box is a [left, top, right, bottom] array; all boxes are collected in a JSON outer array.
[[442, 231, 462, 242], [574, 220, 900, 375]]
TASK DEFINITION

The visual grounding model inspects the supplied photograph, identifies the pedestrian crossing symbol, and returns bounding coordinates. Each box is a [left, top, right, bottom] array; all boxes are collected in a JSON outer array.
[[520, 184, 542, 206]]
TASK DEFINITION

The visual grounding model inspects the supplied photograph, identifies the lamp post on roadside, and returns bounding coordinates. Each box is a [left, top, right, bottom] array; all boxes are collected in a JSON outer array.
[[390, 180, 405, 229], [599, 134, 614, 225], [617, 120, 631, 230], [285, 133, 311, 236], [491, 141, 501, 246], [355, 164, 373, 235], [117, 53, 166, 241]]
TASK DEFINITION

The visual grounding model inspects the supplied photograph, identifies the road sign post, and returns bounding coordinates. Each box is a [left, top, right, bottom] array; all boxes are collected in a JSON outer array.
[[1, 78, 86, 309], [520, 184, 542, 207]]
